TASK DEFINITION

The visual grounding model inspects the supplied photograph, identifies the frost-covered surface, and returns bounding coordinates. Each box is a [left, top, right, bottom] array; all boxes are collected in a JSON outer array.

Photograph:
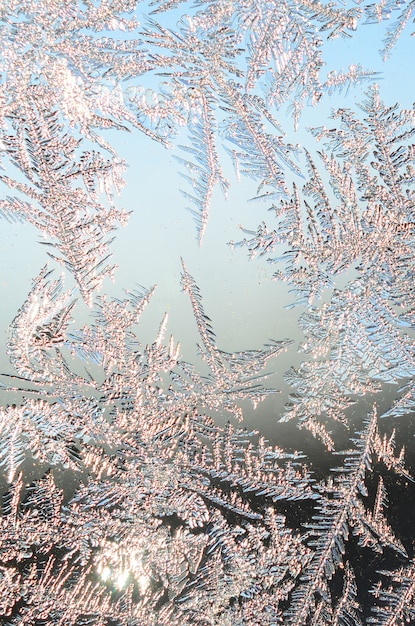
[[1, 1, 415, 624]]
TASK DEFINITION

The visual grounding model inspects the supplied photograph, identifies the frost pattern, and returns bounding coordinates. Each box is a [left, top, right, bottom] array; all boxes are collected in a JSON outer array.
[[1, 1, 415, 625]]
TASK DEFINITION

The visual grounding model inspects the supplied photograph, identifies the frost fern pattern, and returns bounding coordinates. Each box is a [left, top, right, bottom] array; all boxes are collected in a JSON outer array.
[[1, 1, 415, 625]]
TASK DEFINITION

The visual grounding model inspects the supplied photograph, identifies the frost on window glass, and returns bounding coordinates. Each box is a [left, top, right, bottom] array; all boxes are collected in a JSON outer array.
[[0, 1, 415, 624]]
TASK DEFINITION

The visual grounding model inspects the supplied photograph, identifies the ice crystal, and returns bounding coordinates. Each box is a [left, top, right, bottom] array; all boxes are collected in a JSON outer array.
[[237, 87, 415, 445], [1, 1, 415, 625]]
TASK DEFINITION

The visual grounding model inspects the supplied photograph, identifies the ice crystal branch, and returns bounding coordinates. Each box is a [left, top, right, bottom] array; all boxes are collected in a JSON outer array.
[[1, 2, 415, 624], [236, 88, 415, 444], [136, 0, 375, 232], [368, 561, 415, 625], [0, 88, 128, 302], [0, 0, 380, 245], [1, 264, 413, 624], [0, 267, 317, 623], [286, 408, 411, 625], [363, 0, 415, 59]]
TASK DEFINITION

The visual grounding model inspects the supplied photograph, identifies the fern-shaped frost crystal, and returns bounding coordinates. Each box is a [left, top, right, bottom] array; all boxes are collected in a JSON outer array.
[[1, 1, 415, 624]]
